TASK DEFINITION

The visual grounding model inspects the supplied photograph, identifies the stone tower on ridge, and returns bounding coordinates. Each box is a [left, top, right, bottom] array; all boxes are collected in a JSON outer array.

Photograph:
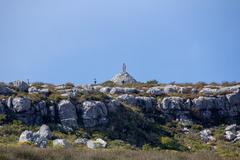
[[111, 63, 137, 85]]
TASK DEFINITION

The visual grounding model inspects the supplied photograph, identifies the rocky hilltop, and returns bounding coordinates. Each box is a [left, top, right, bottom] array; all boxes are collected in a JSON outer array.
[[1, 80, 240, 154]]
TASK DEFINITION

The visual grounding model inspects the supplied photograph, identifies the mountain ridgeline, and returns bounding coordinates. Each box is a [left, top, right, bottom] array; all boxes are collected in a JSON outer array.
[[1, 80, 240, 154]]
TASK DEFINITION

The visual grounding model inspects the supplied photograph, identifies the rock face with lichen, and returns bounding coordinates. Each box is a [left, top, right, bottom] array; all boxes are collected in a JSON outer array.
[[0, 80, 240, 132]]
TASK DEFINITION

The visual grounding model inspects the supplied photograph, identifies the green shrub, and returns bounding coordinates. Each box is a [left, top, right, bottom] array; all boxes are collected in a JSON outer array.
[[101, 81, 115, 87], [191, 124, 203, 131], [146, 80, 158, 85], [48, 93, 64, 102], [160, 136, 179, 150], [0, 114, 6, 124], [142, 144, 152, 151]]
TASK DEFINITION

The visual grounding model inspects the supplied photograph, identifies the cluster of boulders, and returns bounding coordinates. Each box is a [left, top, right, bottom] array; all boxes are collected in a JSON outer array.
[[53, 138, 107, 149], [224, 124, 240, 142], [157, 89, 240, 125], [146, 85, 240, 96], [19, 124, 107, 149], [19, 125, 52, 148], [200, 129, 216, 143], [1, 80, 240, 137]]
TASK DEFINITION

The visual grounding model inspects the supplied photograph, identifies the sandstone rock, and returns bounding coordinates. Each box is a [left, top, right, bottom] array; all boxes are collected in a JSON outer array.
[[146, 87, 164, 96], [11, 97, 31, 113], [53, 139, 70, 148], [82, 101, 108, 128], [58, 100, 78, 130], [12, 80, 29, 92]]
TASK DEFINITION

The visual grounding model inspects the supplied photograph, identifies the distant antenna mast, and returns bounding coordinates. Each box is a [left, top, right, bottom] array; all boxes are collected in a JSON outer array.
[[123, 63, 127, 73]]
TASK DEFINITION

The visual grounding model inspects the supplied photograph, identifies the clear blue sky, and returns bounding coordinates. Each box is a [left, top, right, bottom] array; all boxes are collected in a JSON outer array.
[[0, 0, 240, 84]]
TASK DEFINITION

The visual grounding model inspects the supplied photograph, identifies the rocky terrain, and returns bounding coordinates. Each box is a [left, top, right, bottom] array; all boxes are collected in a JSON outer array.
[[1, 80, 240, 159]]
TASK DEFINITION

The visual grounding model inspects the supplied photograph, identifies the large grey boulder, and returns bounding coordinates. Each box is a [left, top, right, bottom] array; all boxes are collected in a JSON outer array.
[[58, 100, 78, 130], [82, 101, 108, 128], [117, 94, 156, 111], [19, 125, 52, 148], [12, 80, 29, 92], [226, 90, 240, 106], [199, 88, 218, 95], [87, 138, 107, 149], [225, 124, 238, 132], [0, 83, 15, 95], [38, 124, 52, 139], [19, 130, 33, 143], [192, 97, 217, 110], [135, 96, 157, 111], [179, 87, 192, 94], [217, 85, 240, 94], [99, 87, 111, 94], [32, 132, 48, 148], [28, 86, 39, 94], [225, 131, 237, 141], [117, 94, 137, 106], [110, 87, 139, 95], [11, 97, 31, 113], [160, 97, 184, 110], [19, 130, 48, 148], [35, 101, 48, 117], [53, 139, 70, 148], [107, 100, 121, 113], [200, 129, 216, 143], [39, 88, 49, 95], [146, 87, 164, 96], [164, 85, 178, 94]]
